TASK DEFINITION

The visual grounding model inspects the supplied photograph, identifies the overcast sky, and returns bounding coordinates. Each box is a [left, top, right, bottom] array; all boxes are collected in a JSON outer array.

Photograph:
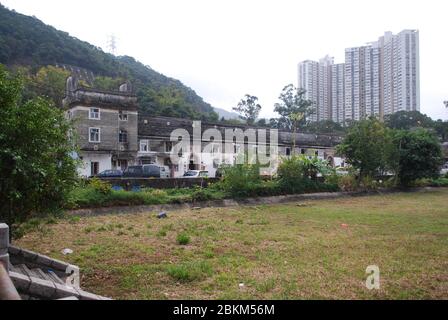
[[2, 0, 447, 120]]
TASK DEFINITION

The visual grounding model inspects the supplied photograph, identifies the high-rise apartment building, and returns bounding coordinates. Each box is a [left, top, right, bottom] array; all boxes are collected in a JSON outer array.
[[298, 55, 333, 122], [298, 60, 320, 122], [381, 30, 420, 115], [298, 29, 420, 124], [331, 63, 345, 123]]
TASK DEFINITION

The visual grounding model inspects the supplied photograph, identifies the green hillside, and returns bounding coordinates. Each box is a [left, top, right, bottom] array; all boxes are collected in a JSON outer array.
[[0, 4, 218, 121]]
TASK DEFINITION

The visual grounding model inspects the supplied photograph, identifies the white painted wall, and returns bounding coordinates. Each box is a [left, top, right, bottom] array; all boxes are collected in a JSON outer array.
[[78, 152, 112, 177]]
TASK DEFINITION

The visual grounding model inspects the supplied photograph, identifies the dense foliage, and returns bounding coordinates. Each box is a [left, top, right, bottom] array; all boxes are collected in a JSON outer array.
[[337, 118, 391, 178], [389, 129, 443, 186], [337, 118, 444, 187], [0, 66, 79, 226], [277, 156, 337, 193], [0, 4, 218, 121]]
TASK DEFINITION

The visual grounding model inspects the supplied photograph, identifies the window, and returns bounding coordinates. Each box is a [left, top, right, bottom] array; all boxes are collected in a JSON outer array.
[[140, 140, 150, 153], [301, 149, 306, 155], [119, 130, 128, 143], [89, 128, 100, 143], [286, 148, 291, 156], [89, 108, 100, 120], [90, 162, 99, 176], [119, 111, 128, 121]]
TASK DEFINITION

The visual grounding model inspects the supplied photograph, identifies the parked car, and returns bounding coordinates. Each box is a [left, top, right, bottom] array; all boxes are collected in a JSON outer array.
[[183, 170, 209, 178], [123, 165, 161, 178], [441, 163, 448, 175], [95, 169, 123, 178]]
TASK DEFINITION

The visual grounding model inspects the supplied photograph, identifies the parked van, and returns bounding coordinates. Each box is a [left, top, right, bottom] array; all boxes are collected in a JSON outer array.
[[123, 165, 160, 178], [123, 165, 170, 178]]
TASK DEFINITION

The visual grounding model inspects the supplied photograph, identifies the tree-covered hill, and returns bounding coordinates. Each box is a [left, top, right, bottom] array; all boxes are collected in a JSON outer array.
[[0, 4, 218, 121]]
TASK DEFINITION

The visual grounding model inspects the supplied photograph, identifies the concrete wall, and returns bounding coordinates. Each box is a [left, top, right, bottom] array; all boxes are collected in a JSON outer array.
[[99, 177, 220, 190]]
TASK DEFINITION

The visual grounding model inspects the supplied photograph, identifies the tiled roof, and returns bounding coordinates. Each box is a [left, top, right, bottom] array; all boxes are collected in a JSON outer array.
[[138, 115, 342, 148]]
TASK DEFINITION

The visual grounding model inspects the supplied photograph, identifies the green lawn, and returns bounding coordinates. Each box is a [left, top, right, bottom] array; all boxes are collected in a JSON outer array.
[[15, 188, 448, 300]]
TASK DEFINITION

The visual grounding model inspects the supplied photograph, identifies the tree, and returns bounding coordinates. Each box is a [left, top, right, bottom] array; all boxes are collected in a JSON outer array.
[[274, 84, 314, 153], [0, 66, 79, 228], [388, 129, 443, 186], [385, 111, 433, 130], [304, 120, 346, 135], [433, 120, 448, 141], [337, 118, 390, 179], [233, 95, 262, 125]]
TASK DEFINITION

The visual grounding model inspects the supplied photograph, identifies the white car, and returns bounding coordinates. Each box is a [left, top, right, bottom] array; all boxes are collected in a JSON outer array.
[[441, 163, 448, 176], [183, 170, 209, 178]]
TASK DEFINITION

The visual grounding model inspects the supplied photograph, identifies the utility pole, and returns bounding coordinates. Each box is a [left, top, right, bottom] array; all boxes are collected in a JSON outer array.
[[107, 34, 117, 55]]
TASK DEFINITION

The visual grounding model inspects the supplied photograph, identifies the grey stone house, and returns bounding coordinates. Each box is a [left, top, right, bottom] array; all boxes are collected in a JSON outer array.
[[63, 78, 343, 178], [63, 77, 138, 177]]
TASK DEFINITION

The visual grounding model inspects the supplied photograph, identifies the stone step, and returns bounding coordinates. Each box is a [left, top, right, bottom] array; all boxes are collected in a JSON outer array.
[[14, 264, 34, 278], [12, 264, 65, 285], [46, 270, 65, 285]]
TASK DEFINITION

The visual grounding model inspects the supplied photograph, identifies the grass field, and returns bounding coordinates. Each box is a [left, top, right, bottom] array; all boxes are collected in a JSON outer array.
[[15, 188, 448, 300]]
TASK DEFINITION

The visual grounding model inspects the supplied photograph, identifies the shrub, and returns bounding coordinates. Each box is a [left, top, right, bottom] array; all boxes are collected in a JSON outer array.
[[429, 178, 448, 187], [89, 178, 112, 195], [176, 233, 191, 245], [360, 176, 380, 191], [338, 175, 358, 192], [277, 156, 335, 193], [191, 186, 215, 202], [166, 261, 213, 282], [217, 163, 262, 197]]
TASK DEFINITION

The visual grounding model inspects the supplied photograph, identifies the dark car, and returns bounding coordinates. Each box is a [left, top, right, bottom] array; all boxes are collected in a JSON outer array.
[[96, 169, 123, 178], [123, 165, 161, 178]]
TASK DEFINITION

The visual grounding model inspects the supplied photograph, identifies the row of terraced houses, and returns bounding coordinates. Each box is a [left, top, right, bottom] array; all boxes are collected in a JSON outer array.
[[62, 75, 343, 178]]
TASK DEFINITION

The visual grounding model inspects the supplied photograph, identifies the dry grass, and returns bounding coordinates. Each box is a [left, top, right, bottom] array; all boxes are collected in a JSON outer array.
[[15, 188, 448, 300]]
